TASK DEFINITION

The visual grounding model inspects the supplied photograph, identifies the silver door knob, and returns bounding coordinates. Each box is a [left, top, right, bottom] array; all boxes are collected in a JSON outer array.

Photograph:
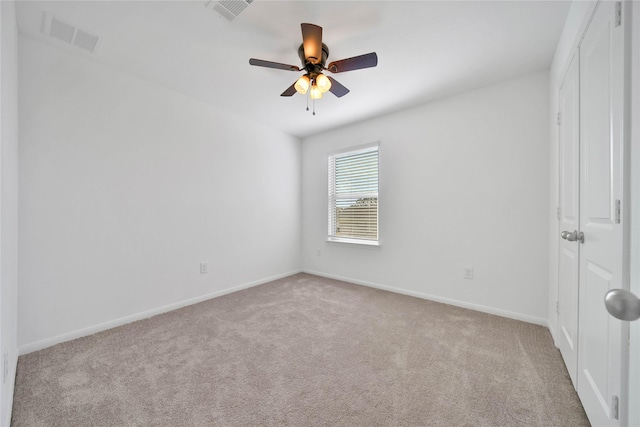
[[561, 230, 585, 243], [561, 230, 575, 240], [605, 289, 640, 321]]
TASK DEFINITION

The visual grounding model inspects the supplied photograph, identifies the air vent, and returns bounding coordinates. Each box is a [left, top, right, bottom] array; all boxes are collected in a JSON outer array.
[[206, 0, 254, 21], [42, 12, 99, 53]]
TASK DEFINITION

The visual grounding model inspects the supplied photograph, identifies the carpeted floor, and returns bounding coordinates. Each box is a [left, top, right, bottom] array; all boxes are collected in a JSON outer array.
[[12, 273, 590, 426]]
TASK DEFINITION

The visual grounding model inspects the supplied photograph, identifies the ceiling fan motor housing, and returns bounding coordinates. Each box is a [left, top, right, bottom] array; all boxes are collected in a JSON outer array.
[[298, 43, 329, 74]]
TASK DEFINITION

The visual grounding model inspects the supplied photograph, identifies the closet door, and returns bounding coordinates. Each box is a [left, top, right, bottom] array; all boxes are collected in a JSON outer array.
[[577, 1, 625, 426], [557, 51, 580, 388]]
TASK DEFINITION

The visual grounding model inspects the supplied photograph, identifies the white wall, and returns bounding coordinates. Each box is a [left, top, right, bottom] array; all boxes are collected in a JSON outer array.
[[547, 0, 597, 343], [302, 71, 550, 324], [18, 36, 302, 352], [0, 0, 20, 424]]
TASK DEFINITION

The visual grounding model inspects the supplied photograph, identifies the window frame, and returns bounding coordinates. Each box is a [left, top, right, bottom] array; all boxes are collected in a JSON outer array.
[[327, 142, 380, 246]]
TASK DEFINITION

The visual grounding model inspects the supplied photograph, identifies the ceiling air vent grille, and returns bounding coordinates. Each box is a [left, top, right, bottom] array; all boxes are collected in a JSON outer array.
[[42, 12, 99, 53], [208, 0, 254, 21]]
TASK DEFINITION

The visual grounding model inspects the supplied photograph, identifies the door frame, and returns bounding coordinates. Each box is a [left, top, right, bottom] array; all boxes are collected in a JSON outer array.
[[627, 3, 639, 426]]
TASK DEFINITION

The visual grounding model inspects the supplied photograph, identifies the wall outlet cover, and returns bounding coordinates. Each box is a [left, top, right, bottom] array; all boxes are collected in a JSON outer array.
[[200, 262, 209, 274], [464, 266, 474, 279]]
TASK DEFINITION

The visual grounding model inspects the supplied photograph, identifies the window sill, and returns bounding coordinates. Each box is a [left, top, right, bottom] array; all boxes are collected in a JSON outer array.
[[326, 237, 381, 247]]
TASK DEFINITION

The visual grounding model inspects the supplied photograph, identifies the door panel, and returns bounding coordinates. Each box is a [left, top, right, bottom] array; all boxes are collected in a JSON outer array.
[[582, 14, 613, 223], [559, 247, 579, 364], [583, 261, 614, 413], [557, 51, 580, 387], [577, 2, 624, 426]]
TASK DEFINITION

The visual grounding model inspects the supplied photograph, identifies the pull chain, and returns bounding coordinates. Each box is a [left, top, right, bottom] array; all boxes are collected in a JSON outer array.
[[313, 98, 316, 115]]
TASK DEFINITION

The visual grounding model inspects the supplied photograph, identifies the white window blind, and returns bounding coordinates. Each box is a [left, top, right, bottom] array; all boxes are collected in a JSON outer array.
[[328, 144, 379, 243]]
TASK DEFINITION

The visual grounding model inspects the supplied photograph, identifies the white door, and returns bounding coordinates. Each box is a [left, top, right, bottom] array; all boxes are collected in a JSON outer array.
[[577, 1, 625, 426], [557, 51, 581, 388]]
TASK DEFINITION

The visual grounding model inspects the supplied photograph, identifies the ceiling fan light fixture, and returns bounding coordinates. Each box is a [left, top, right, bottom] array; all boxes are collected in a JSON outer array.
[[315, 73, 331, 93], [294, 75, 310, 94], [310, 84, 323, 100], [249, 22, 378, 108]]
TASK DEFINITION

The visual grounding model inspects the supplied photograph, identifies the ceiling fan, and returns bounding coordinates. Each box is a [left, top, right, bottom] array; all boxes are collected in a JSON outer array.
[[249, 23, 378, 110]]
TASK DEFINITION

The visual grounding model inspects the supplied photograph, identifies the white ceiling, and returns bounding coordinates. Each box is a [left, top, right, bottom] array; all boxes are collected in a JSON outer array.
[[15, 0, 571, 138]]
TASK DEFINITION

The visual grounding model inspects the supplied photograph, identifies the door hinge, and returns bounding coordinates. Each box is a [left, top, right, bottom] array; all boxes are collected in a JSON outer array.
[[557, 207, 560, 220], [557, 112, 561, 126], [556, 301, 559, 315], [615, 2, 622, 27], [615, 199, 621, 224], [612, 395, 619, 420]]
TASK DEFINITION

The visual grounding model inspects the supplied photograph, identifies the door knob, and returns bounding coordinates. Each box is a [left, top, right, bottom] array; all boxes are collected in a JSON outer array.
[[561, 230, 585, 243], [561, 230, 575, 240], [605, 289, 640, 321]]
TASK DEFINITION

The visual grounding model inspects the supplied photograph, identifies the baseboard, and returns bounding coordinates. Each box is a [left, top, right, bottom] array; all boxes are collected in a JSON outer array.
[[3, 355, 17, 427], [303, 269, 548, 327], [20, 268, 548, 354], [547, 322, 558, 346], [19, 269, 302, 355]]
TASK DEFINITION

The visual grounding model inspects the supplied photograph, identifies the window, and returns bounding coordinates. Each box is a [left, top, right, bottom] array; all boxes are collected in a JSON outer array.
[[328, 143, 379, 245]]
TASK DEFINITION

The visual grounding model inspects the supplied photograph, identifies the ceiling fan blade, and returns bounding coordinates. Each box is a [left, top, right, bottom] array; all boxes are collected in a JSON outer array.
[[327, 76, 350, 98], [249, 58, 300, 72], [280, 82, 298, 97], [327, 52, 378, 73], [301, 23, 323, 64]]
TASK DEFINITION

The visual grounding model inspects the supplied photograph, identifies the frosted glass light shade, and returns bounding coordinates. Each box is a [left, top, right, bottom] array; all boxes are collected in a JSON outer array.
[[295, 75, 310, 94], [310, 84, 323, 99], [316, 74, 332, 93]]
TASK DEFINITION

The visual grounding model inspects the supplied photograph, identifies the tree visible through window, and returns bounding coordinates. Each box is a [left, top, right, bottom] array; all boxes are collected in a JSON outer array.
[[328, 144, 379, 243]]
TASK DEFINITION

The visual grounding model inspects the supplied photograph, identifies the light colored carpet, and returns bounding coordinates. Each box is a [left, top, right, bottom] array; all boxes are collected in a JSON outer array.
[[12, 273, 589, 426]]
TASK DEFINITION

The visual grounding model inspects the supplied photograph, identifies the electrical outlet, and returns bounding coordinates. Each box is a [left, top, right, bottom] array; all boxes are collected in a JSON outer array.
[[464, 266, 474, 279], [316, 248, 321, 257], [200, 262, 208, 274]]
